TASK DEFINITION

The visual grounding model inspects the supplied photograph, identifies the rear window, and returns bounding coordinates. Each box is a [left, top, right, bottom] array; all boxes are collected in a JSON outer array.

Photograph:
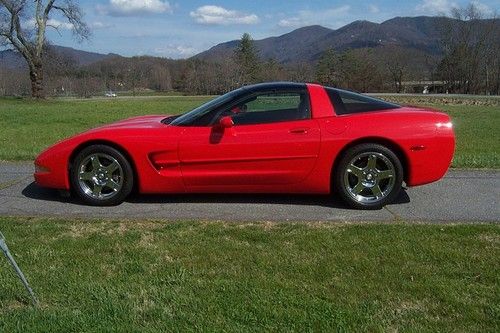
[[326, 88, 400, 115]]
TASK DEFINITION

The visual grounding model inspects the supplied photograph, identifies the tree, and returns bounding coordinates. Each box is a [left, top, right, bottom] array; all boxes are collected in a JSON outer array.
[[234, 33, 261, 85], [385, 46, 409, 93], [438, 2, 498, 94], [339, 50, 383, 92], [315, 48, 341, 86], [260, 58, 287, 82], [0, 0, 89, 98]]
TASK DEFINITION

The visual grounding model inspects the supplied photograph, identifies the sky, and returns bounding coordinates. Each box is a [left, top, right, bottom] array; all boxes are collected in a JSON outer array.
[[37, 0, 500, 58]]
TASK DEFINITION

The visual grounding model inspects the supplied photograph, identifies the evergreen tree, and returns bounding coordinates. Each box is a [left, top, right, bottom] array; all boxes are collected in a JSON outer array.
[[234, 33, 261, 85], [315, 48, 341, 86]]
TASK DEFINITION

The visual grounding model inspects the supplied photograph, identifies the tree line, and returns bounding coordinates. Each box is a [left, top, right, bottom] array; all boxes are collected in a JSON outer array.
[[1, 1, 498, 98]]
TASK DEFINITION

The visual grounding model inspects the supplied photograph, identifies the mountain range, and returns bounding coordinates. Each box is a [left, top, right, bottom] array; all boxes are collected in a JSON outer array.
[[0, 45, 118, 70], [195, 16, 499, 64], [1, 16, 498, 69]]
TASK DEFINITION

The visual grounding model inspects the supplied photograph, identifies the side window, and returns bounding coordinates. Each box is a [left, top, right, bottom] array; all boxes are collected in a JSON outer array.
[[326, 88, 400, 115], [229, 91, 310, 125]]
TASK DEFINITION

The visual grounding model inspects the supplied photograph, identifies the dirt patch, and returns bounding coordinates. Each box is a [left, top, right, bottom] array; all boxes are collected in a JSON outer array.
[[63, 220, 165, 238], [138, 232, 157, 248], [66, 223, 105, 238], [478, 233, 500, 245]]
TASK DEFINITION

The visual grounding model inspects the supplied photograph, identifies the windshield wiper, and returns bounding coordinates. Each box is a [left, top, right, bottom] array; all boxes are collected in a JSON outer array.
[[161, 115, 181, 125]]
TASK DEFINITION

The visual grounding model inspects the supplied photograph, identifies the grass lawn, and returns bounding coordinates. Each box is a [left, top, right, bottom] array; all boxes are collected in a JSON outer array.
[[0, 217, 498, 332], [434, 104, 499, 168], [0, 96, 211, 161], [0, 96, 499, 168]]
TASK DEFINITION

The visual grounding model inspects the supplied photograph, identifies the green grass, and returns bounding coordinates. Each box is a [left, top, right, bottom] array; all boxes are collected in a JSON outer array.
[[439, 104, 499, 168], [0, 96, 210, 161], [0, 217, 498, 332], [0, 96, 498, 168], [378, 96, 500, 169]]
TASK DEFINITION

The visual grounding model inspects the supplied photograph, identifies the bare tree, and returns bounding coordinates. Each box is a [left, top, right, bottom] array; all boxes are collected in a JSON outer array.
[[384, 46, 409, 93], [438, 3, 498, 94], [0, 0, 89, 98]]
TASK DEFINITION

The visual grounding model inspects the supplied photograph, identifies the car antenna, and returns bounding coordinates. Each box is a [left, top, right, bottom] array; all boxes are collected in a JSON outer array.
[[0, 231, 39, 307]]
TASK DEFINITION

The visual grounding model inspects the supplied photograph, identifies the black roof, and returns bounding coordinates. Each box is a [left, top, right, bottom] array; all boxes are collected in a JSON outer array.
[[240, 82, 307, 92]]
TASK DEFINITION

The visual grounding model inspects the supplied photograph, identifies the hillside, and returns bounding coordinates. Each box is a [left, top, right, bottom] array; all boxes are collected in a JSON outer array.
[[194, 16, 499, 64], [0, 45, 118, 70], [2, 16, 497, 70]]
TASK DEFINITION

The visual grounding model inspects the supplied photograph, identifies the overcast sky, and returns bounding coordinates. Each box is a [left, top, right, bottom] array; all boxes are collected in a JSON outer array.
[[40, 0, 499, 58]]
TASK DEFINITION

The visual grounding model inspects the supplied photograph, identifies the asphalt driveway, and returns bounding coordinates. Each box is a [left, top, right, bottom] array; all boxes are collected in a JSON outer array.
[[0, 162, 498, 222]]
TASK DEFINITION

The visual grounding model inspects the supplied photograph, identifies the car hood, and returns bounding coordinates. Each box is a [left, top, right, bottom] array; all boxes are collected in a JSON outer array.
[[92, 115, 170, 130]]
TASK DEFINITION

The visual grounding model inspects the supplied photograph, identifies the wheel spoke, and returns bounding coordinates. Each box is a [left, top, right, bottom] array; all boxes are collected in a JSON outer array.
[[92, 184, 103, 197], [352, 182, 365, 195], [377, 170, 394, 180], [91, 155, 101, 170], [347, 164, 364, 178], [105, 160, 120, 173], [106, 180, 120, 192], [79, 171, 94, 181], [371, 185, 383, 198], [367, 154, 377, 169]]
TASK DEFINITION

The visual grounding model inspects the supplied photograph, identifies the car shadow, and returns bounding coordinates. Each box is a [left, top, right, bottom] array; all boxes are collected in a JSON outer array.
[[128, 192, 350, 208], [22, 182, 75, 203], [22, 182, 410, 209]]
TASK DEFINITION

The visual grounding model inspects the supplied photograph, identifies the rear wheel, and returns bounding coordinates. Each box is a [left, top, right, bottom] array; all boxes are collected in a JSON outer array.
[[70, 145, 133, 206], [334, 143, 403, 209]]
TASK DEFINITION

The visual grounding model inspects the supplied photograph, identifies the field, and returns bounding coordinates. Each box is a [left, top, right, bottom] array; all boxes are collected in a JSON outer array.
[[0, 217, 499, 332], [0, 95, 499, 168], [0, 96, 499, 332]]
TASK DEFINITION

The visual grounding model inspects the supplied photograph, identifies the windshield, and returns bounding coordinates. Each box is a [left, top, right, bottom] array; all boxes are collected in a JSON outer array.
[[170, 89, 243, 126]]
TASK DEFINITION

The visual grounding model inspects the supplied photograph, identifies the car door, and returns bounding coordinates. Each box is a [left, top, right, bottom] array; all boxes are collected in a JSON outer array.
[[178, 89, 321, 189]]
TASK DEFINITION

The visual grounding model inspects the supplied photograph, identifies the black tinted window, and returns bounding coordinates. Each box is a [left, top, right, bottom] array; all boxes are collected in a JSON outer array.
[[326, 88, 400, 115], [218, 91, 310, 126]]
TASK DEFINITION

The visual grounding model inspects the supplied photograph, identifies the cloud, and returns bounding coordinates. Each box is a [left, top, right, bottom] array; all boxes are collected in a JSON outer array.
[[91, 21, 113, 29], [416, 0, 494, 16], [25, 18, 73, 30], [415, 0, 458, 15], [278, 5, 350, 28], [470, 1, 493, 15], [98, 0, 172, 16], [190, 5, 259, 25], [368, 5, 380, 14], [154, 44, 198, 58], [47, 19, 74, 30]]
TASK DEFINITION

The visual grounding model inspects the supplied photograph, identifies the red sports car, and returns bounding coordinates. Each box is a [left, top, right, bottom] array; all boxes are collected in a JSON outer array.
[[34, 82, 455, 209]]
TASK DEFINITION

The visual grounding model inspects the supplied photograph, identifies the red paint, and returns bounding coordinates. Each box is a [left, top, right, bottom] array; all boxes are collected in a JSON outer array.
[[34, 84, 455, 197]]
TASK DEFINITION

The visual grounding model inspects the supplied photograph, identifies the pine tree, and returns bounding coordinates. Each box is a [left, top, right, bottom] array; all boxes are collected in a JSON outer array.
[[315, 48, 341, 86], [234, 33, 261, 85]]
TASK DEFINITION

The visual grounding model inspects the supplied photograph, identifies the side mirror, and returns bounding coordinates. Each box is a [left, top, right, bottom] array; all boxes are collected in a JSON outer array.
[[219, 116, 234, 129]]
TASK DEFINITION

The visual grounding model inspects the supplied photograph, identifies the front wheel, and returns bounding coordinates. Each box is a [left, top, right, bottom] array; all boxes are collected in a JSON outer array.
[[70, 145, 134, 206], [334, 144, 403, 210]]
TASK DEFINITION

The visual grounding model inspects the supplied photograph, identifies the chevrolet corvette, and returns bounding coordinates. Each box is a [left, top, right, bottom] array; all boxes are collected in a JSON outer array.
[[34, 82, 455, 209]]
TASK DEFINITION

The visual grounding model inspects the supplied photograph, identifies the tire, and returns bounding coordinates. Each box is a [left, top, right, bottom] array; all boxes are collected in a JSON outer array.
[[70, 145, 134, 206], [334, 143, 403, 210]]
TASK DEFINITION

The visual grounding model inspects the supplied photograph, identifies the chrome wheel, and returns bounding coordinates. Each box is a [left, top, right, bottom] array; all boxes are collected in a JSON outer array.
[[343, 152, 396, 204], [77, 153, 124, 200]]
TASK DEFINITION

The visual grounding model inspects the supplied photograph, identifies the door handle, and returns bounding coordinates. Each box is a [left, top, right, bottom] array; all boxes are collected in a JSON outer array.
[[289, 127, 309, 134]]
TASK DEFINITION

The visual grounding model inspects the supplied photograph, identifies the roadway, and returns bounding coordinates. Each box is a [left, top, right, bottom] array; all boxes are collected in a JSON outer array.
[[0, 162, 498, 222]]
